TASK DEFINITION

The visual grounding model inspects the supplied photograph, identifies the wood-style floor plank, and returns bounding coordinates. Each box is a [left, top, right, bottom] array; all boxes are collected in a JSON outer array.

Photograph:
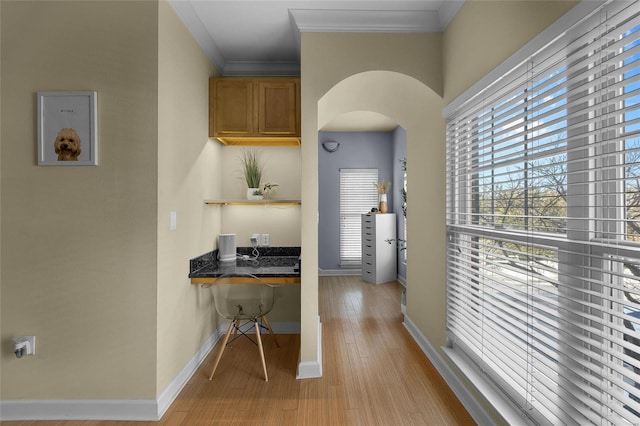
[[4, 276, 476, 425]]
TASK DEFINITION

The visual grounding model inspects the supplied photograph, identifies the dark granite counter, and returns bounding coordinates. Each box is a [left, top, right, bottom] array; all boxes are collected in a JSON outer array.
[[189, 247, 301, 284]]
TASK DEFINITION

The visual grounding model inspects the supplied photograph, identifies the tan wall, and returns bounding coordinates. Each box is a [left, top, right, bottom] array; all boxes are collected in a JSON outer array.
[[156, 2, 220, 393], [300, 32, 443, 363], [219, 146, 301, 247], [443, 0, 577, 104], [301, 2, 580, 367], [217, 147, 302, 324], [1, 1, 159, 399], [0, 0, 586, 410]]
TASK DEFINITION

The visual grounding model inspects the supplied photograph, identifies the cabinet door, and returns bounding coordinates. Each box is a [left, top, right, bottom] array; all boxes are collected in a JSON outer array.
[[212, 79, 254, 137], [257, 80, 299, 136]]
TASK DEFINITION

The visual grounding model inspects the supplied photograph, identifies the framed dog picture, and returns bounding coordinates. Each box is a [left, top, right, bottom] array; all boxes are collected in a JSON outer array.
[[37, 91, 98, 166]]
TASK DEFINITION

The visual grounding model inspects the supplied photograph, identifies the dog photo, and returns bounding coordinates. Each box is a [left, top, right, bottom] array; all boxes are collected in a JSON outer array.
[[53, 128, 82, 161], [37, 91, 98, 166]]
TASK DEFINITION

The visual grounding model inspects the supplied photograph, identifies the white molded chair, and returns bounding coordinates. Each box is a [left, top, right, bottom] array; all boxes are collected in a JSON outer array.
[[209, 273, 279, 382]]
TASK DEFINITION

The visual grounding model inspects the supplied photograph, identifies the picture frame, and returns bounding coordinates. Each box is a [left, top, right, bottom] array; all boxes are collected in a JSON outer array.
[[37, 91, 98, 166]]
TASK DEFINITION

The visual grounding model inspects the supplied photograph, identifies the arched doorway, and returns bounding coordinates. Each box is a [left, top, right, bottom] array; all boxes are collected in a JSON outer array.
[[297, 70, 446, 378]]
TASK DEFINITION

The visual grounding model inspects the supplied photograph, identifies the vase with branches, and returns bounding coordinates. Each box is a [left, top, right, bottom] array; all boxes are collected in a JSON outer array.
[[375, 181, 391, 213]]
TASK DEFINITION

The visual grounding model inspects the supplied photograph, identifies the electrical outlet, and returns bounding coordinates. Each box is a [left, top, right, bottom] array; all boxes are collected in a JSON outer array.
[[13, 336, 35, 358], [251, 234, 260, 248], [261, 234, 270, 247]]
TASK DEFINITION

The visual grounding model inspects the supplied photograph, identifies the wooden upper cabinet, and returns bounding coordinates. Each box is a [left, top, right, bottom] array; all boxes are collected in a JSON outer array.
[[210, 77, 300, 146], [211, 79, 254, 136], [258, 81, 298, 136]]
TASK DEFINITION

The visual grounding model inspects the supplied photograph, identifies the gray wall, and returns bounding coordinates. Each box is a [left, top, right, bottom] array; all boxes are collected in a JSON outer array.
[[318, 130, 406, 277]]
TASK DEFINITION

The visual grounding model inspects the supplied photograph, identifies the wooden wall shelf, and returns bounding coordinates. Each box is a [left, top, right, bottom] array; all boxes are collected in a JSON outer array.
[[205, 199, 301, 206], [214, 137, 300, 146]]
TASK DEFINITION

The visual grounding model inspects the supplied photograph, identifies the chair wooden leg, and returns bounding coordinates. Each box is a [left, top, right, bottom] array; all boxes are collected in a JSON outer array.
[[209, 320, 235, 380], [262, 315, 280, 348], [232, 321, 239, 341], [255, 321, 268, 382]]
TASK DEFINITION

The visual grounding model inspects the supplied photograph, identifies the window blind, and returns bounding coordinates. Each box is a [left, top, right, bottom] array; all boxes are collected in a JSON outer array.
[[340, 168, 378, 266], [446, 2, 640, 424]]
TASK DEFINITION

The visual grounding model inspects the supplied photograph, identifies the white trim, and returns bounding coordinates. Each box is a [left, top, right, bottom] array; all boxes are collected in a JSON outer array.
[[0, 321, 298, 421], [156, 327, 222, 417], [217, 321, 300, 336], [442, 347, 532, 426], [222, 61, 300, 77], [0, 399, 159, 422], [397, 274, 406, 286], [442, 0, 605, 118], [438, 1, 465, 30], [167, 0, 225, 72], [317, 269, 405, 286], [402, 315, 497, 426], [296, 360, 322, 379], [296, 316, 323, 379], [290, 9, 443, 33], [318, 268, 361, 276]]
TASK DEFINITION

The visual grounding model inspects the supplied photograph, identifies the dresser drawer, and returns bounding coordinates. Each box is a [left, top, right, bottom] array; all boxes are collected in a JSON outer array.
[[361, 213, 397, 284], [362, 243, 375, 256], [362, 215, 375, 226], [362, 261, 375, 276]]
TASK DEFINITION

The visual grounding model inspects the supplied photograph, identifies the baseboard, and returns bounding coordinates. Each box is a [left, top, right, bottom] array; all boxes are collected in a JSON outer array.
[[318, 268, 361, 276], [0, 398, 160, 421], [402, 315, 496, 426], [0, 321, 298, 421], [156, 326, 222, 417], [296, 315, 322, 379], [216, 320, 300, 336], [397, 274, 406, 286], [318, 269, 406, 287]]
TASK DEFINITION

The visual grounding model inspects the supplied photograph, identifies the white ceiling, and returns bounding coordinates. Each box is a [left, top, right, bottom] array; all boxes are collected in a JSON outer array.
[[169, 0, 463, 131], [169, 0, 462, 76]]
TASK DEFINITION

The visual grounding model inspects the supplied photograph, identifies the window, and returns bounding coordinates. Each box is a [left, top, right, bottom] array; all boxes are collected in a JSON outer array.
[[446, 3, 640, 424], [339, 168, 378, 266]]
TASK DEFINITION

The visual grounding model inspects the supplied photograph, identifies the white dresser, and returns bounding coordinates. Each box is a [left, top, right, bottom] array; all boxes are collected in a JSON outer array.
[[361, 213, 397, 284]]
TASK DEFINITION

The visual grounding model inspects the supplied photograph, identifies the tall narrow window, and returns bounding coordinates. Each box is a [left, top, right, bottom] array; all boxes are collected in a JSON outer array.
[[339, 168, 378, 266], [446, 3, 640, 424]]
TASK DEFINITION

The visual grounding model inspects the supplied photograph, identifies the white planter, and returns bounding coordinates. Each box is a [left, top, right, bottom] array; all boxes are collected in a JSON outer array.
[[247, 188, 263, 200]]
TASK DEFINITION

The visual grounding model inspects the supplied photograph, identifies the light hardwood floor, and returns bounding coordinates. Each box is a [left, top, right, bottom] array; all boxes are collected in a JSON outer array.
[[5, 276, 476, 425]]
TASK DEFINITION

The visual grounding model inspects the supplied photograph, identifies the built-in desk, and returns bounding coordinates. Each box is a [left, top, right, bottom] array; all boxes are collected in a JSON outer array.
[[189, 247, 300, 285]]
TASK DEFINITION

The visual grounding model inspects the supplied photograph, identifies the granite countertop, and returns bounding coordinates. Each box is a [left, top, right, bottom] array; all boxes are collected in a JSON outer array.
[[189, 246, 301, 284]]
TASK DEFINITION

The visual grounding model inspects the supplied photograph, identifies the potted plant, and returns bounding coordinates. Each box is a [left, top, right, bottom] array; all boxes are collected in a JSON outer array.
[[262, 182, 279, 199], [239, 148, 263, 199]]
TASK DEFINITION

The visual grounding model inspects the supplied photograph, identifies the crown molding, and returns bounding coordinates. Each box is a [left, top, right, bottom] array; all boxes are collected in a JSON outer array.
[[438, 1, 464, 30], [170, 1, 466, 76], [168, 0, 226, 72], [289, 8, 442, 33], [223, 61, 300, 76]]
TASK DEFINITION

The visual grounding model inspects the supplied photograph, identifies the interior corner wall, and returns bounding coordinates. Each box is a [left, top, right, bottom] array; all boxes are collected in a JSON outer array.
[[442, 0, 578, 105], [317, 131, 395, 271], [219, 145, 302, 247], [156, 1, 220, 395], [1, 0, 159, 400]]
